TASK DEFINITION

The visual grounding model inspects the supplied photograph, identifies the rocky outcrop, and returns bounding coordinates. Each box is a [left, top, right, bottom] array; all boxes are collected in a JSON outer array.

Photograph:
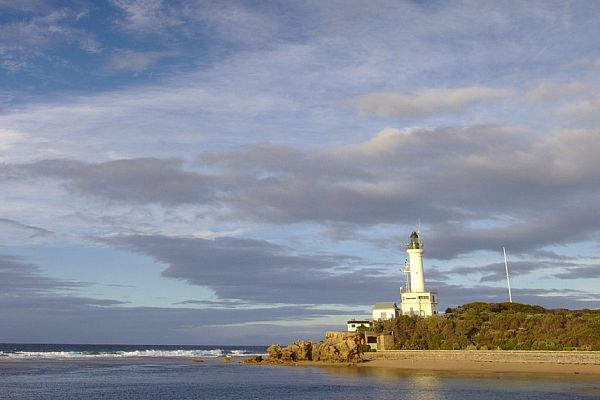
[[243, 355, 264, 364], [262, 332, 365, 365], [266, 341, 314, 362]]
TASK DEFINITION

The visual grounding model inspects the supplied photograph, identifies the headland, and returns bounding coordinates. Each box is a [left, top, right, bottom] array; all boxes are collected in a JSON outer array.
[[246, 301, 600, 376]]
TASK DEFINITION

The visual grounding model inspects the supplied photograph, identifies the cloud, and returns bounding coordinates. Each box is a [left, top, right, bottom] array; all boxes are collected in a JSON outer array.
[[20, 158, 220, 206], [0, 128, 26, 151], [185, 2, 280, 44], [6, 124, 600, 258], [0, 8, 100, 71], [0, 252, 359, 343], [1, 252, 598, 344], [553, 264, 600, 280], [435, 282, 600, 310], [0, 254, 83, 295], [525, 81, 585, 103], [103, 234, 395, 305], [0, 299, 353, 344], [558, 98, 600, 125], [354, 87, 512, 117], [0, 218, 53, 245], [173, 299, 249, 307], [109, 0, 280, 44], [443, 261, 549, 283], [109, 0, 182, 34], [102, 49, 179, 73]]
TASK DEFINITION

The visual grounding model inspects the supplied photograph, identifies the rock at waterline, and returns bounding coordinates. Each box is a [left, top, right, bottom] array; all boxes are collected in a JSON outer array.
[[261, 332, 364, 364], [243, 356, 263, 364]]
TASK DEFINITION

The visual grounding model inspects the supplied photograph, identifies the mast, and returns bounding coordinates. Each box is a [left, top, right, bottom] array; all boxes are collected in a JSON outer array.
[[502, 246, 512, 303]]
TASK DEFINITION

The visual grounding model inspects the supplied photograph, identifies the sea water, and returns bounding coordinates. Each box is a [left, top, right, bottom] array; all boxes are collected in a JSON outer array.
[[1, 344, 599, 400]]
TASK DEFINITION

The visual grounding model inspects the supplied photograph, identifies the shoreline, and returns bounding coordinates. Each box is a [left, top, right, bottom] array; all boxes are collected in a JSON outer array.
[[280, 350, 600, 376], [5, 351, 600, 376], [357, 358, 600, 376], [359, 350, 600, 376]]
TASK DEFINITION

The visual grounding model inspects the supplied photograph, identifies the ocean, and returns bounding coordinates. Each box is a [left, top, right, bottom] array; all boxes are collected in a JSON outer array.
[[1, 343, 599, 399]]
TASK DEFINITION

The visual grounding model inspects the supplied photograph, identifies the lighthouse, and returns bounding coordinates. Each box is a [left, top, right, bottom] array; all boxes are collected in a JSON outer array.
[[400, 231, 438, 317]]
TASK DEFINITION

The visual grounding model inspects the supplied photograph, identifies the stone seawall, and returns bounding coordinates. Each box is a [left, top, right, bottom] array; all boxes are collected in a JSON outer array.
[[362, 350, 600, 365]]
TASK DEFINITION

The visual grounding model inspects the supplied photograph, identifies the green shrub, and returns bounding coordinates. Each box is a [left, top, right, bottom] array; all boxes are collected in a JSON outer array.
[[358, 344, 375, 353], [377, 302, 600, 351]]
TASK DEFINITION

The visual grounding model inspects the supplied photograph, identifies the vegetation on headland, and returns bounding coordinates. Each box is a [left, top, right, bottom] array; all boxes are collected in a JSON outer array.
[[371, 302, 600, 351]]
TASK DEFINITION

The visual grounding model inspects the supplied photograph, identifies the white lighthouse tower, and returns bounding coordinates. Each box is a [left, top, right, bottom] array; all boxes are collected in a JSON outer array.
[[400, 231, 438, 317]]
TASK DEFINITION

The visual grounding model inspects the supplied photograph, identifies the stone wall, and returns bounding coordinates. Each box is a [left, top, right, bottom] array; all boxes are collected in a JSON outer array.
[[362, 350, 600, 365], [376, 334, 394, 351]]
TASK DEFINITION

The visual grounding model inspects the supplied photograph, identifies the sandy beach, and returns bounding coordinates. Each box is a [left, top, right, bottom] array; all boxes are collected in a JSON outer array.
[[356, 350, 600, 376], [267, 350, 600, 377], [359, 358, 600, 375]]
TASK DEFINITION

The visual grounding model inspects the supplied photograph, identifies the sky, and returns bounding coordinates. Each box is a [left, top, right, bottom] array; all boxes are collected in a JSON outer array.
[[1, 0, 600, 345]]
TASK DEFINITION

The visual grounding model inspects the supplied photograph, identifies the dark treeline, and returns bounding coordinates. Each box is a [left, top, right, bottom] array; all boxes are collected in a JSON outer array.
[[370, 302, 600, 351]]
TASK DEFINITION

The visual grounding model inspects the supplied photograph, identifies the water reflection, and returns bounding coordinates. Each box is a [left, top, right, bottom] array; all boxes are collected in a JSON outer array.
[[317, 364, 600, 399]]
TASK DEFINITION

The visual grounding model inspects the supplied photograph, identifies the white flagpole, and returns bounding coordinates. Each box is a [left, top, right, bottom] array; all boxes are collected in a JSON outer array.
[[502, 246, 513, 303]]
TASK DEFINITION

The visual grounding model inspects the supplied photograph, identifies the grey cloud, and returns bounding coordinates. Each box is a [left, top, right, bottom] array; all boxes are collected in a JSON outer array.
[[558, 98, 600, 125], [435, 282, 600, 310], [0, 218, 53, 245], [214, 126, 600, 258], [354, 87, 512, 117], [0, 253, 359, 343], [103, 234, 401, 305], [525, 81, 585, 103], [23, 158, 220, 205], [2, 252, 598, 344], [103, 234, 600, 313], [8, 124, 600, 257], [0, 254, 84, 295], [424, 205, 600, 260], [441, 261, 547, 283], [553, 264, 600, 279], [173, 299, 248, 307], [526, 250, 574, 261], [0, 300, 351, 344]]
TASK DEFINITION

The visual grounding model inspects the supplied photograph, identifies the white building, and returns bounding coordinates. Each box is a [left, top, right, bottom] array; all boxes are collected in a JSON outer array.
[[372, 302, 399, 320], [400, 231, 438, 317], [346, 319, 372, 332]]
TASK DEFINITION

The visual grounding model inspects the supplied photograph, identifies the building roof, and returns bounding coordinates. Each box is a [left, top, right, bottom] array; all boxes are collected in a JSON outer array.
[[373, 302, 397, 309]]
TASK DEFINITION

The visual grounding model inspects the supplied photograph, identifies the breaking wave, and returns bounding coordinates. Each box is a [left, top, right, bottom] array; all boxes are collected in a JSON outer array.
[[0, 348, 266, 360]]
